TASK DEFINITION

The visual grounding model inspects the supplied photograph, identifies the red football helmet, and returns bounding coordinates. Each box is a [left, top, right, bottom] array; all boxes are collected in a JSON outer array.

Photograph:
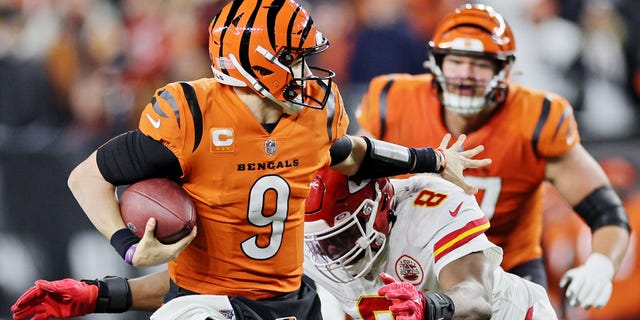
[[208, 0, 335, 114], [428, 3, 516, 115], [304, 168, 395, 283]]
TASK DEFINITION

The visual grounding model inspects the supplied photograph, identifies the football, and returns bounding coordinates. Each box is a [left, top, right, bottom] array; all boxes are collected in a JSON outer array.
[[119, 178, 196, 244]]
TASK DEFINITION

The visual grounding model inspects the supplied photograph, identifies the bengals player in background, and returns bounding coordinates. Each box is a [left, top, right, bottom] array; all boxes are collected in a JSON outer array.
[[13, 0, 489, 319], [357, 3, 630, 311]]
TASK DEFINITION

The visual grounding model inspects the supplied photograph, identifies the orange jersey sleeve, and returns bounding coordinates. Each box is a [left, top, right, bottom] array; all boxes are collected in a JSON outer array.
[[139, 79, 348, 299], [530, 92, 580, 157], [358, 73, 438, 143], [357, 76, 580, 271]]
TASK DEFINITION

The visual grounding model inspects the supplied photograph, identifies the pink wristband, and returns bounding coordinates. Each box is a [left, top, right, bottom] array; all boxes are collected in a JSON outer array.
[[124, 245, 137, 265]]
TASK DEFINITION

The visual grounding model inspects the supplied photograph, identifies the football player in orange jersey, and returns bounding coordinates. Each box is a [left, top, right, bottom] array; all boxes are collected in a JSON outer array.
[[17, 1, 488, 319], [357, 3, 630, 311]]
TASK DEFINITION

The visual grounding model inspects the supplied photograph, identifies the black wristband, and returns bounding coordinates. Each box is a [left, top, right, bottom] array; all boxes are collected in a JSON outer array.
[[410, 147, 439, 173], [110, 228, 140, 260], [81, 276, 132, 313], [424, 292, 455, 320]]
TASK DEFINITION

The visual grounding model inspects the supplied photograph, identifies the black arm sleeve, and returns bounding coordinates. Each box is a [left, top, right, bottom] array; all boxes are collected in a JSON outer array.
[[96, 130, 182, 186], [353, 136, 439, 179], [573, 185, 631, 232]]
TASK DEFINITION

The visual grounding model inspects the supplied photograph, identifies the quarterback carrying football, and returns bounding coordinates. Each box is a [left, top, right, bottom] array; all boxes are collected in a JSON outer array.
[[17, 0, 489, 319]]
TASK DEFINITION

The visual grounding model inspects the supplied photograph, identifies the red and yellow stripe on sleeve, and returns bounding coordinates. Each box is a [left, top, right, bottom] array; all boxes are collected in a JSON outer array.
[[433, 216, 491, 263]]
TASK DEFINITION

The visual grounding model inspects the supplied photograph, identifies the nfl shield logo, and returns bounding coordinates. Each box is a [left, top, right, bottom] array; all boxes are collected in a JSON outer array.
[[265, 139, 277, 156]]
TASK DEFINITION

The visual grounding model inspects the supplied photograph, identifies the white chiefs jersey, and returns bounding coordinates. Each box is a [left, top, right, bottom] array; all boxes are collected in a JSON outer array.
[[304, 175, 557, 320]]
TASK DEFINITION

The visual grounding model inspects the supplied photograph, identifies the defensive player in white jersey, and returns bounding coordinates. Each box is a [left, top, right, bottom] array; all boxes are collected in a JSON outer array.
[[304, 168, 557, 320], [10, 169, 556, 320]]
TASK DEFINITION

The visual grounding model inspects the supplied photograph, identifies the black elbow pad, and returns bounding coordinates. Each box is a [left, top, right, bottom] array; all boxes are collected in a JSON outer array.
[[573, 186, 631, 232]]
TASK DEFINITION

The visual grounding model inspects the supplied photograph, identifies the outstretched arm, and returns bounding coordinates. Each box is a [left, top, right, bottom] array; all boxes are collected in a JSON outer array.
[[11, 270, 170, 319], [129, 270, 170, 311], [331, 134, 491, 194]]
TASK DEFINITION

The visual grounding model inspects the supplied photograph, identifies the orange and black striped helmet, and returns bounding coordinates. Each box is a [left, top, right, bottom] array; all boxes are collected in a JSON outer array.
[[209, 0, 335, 112], [430, 3, 516, 62], [428, 4, 516, 115]]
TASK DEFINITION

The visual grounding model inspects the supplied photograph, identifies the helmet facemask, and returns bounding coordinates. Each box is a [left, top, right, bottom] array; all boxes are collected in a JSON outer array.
[[304, 172, 394, 283], [276, 40, 335, 113], [429, 52, 512, 116], [428, 4, 516, 116]]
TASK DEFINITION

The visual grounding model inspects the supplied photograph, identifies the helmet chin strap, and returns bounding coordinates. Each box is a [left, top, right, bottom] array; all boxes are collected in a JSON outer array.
[[211, 65, 247, 87], [253, 46, 306, 114], [282, 97, 304, 115]]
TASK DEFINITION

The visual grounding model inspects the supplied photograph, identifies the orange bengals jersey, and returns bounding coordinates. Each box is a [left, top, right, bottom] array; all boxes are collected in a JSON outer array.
[[358, 73, 579, 271], [138, 78, 349, 299]]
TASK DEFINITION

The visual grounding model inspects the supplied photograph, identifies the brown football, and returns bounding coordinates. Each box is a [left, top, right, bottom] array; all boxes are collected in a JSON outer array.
[[119, 178, 196, 244]]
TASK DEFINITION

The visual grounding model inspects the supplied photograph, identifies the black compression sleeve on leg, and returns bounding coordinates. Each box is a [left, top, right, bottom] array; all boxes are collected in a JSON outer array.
[[424, 292, 455, 320], [573, 185, 631, 232]]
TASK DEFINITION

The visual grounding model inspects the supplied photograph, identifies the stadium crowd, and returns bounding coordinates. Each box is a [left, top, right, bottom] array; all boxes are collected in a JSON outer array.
[[1, 0, 639, 319]]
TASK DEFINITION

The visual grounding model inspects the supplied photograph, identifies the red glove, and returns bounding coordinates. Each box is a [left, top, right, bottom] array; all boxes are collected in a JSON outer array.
[[11, 279, 98, 320], [378, 272, 426, 320]]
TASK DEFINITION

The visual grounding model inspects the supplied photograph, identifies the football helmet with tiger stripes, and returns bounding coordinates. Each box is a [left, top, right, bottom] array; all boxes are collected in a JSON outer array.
[[429, 3, 516, 115], [208, 0, 335, 114], [304, 168, 396, 283]]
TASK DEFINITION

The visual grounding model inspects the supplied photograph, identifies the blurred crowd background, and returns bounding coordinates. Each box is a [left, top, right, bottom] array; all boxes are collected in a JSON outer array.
[[0, 0, 639, 319]]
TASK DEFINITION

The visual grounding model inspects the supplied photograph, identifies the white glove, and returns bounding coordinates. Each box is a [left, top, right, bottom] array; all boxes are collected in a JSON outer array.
[[560, 253, 614, 309]]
